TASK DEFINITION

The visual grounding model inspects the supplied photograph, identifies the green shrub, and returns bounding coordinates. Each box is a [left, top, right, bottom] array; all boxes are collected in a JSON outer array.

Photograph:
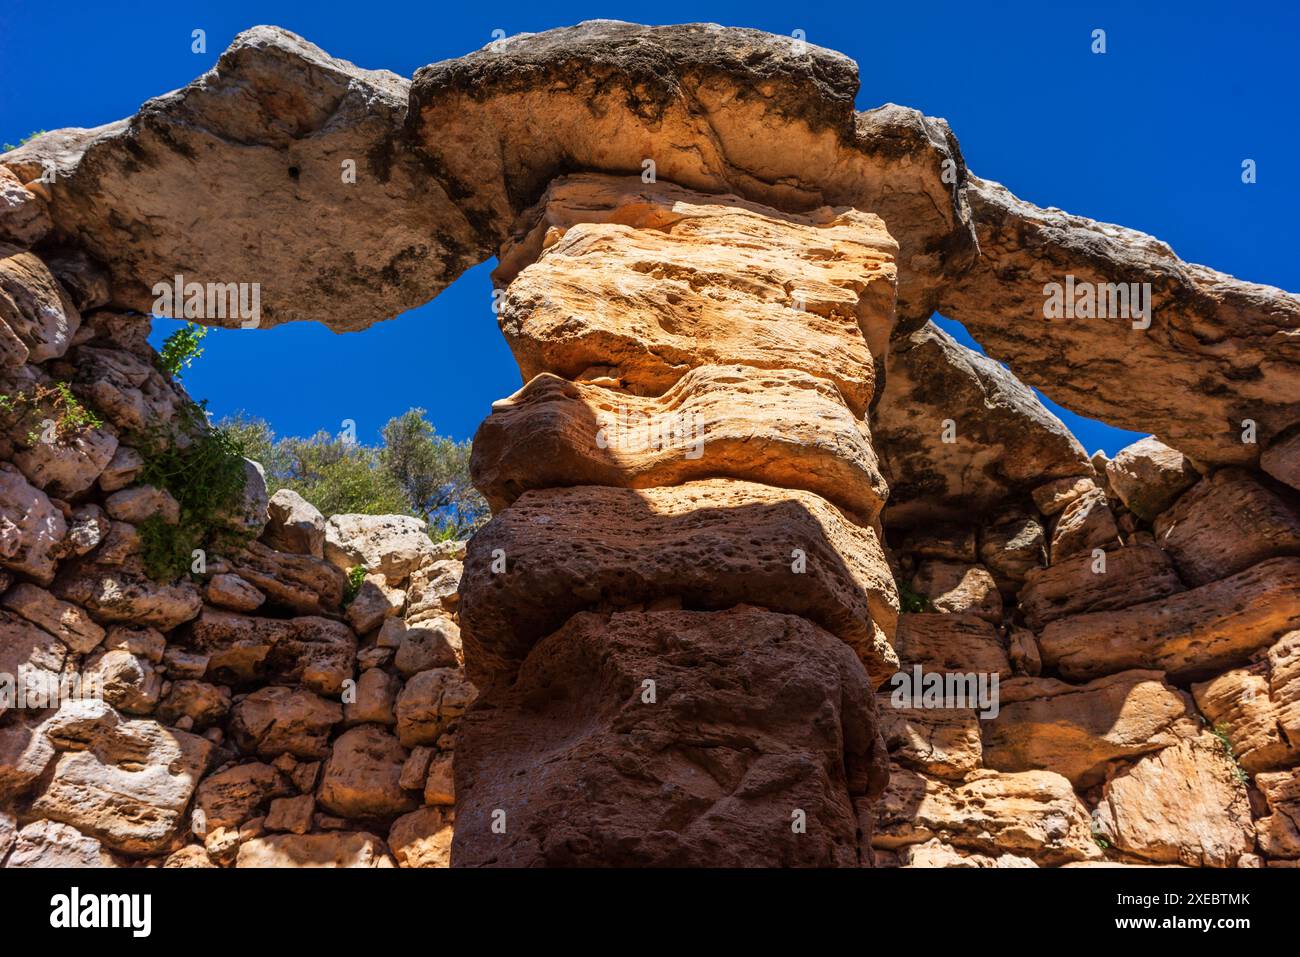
[[135, 414, 251, 581], [157, 323, 209, 379], [220, 408, 488, 539], [343, 565, 367, 606], [1209, 722, 1250, 785]]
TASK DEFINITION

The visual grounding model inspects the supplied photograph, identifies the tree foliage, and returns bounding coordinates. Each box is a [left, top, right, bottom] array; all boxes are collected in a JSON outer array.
[[220, 409, 488, 539]]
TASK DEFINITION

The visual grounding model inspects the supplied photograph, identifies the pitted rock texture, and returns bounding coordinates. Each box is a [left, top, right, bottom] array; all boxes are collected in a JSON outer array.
[[3, 23, 970, 331], [459, 479, 898, 687], [872, 766, 1101, 866], [3, 20, 1300, 871], [1, 28, 480, 333], [495, 176, 896, 416], [471, 365, 888, 520], [0, 297, 474, 869], [453, 606, 886, 867], [7, 20, 1297, 470], [451, 170, 902, 867]]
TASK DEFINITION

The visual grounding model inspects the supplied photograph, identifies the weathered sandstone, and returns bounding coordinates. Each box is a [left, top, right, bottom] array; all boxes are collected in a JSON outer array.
[[1093, 735, 1255, 867], [1152, 468, 1300, 586], [471, 366, 888, 519], [1105, 436, 1199, 521], [872, 766, 1101, 866], [1039, 557, 1300, 681], [459, 479, 898, 685], [874, 321, 1090, 525], [453, 607, 886, 867], [983, 671, 1196, 786], [1018, 543, 1183, 631]]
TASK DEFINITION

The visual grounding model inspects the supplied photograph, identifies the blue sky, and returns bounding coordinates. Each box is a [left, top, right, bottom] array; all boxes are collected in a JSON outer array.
[[3, 0, 1296, 453]]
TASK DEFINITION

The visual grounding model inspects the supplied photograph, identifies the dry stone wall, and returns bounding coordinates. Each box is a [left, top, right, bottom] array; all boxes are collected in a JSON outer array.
[[0, 238, 474, 866]]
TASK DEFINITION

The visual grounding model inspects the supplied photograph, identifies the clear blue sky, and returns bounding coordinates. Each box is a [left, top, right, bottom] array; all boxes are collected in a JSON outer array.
[[3, 0, 1296, 453]]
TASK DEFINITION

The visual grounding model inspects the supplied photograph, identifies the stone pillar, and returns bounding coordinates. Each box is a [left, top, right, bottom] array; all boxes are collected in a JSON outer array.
[[452, 174, 901, 866]]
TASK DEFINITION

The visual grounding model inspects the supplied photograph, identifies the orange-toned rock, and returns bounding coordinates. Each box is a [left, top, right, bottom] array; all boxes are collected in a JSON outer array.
[[195, 762, 291, 830], [388, 806, 453, 868], [1153, 468, 1300, 587], [1192, 666, 1299, 773], [227, 686, 341, 760], [30, 703, 213, 856], [1093, 735, 1254, 867], [892, 613, 1010, 679], [1031, 475, 1098, 517], [471, 365, 887, 519], [453, 606, 886, 867], [977, 509, 1046, 586], [1270, 630, 1300, 744], [1105, 436, 1199, 521], [1, 581, 105, 653], [940, 175, 1300, 467], [894, 839, 1038, 868], [1018, 543, 1183, 630], [235, 831, 395, 868], [51, 558, 202, 631], [185, 607, 356, 695], [983, 671, 1197, 786], [1262, 431, 1300, 492], [873, 766, 1101, 865], [909, 562, 1002, 622], [874, 321, 1091, 525], [1191, 629, 1300, 773], [317, 726, 416, 821], [0, 243, 80, 362], [1039, 557, 1300, 681], [223, 540, 346, 615], [459, 479, 898, 685], [1253, 771, 1300, 860], [877, 701, 982, 780], [1048, 488, 1119, 562], [495, 176, 896, 416]]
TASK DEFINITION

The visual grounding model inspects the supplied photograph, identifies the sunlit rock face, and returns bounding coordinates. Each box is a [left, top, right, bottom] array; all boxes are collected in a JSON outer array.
[[1, 21, 1299, 870], [455, 175, 899, 866]]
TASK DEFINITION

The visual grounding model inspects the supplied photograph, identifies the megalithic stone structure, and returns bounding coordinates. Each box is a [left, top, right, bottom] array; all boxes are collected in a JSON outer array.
[[453, 174, 902, 866]]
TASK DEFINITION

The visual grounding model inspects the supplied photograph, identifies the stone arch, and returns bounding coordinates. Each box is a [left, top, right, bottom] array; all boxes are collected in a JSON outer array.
[[3, 21, 1299, 869]]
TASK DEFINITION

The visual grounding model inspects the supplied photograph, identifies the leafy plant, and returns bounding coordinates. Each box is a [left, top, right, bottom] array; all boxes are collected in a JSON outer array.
[[1209, 722, 1250, 785], [0, 381, 103, 445], [157, 322, 209, 378], [343, 565, 367, 606], [897, 580, 933, 614], [379, 408, 488, 538], [134, 419, 251, 581]]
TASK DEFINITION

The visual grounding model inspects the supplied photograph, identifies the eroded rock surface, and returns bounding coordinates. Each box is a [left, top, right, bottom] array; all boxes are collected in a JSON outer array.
[[3, 19, 1300, 872], [454, 607, 886, 867]]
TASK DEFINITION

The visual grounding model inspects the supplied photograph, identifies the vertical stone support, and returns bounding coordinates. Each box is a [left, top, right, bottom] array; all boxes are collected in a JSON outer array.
[[453, 174, 901, 866]]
